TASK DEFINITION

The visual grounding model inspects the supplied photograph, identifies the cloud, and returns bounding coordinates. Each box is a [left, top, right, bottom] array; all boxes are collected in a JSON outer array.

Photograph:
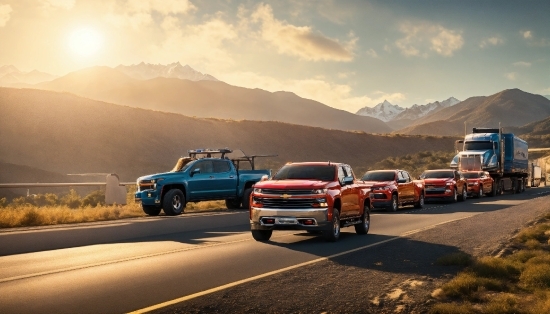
[[219, 71, 405, 113], [522, 30, 532, 39], [149, 15, 237, 70], [479, 36, 504, 48], [105, 0, 196, 29], [366, 48, 378, 58], [0, 4, 12, 27], [40, 0, 75, 11], [395, 22, 464, 57], [520, 30, 550, 47], [513, 61, 531, 67], [505, 72, 517, 81], [250, 3, 356, 62]]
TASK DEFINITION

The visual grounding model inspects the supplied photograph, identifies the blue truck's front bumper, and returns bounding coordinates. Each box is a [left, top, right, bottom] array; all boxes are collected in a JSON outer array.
[[135, 190, 161, 206]]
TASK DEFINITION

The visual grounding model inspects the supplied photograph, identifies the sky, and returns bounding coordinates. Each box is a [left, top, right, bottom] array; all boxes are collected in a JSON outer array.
[[0, 0, 549, 113]]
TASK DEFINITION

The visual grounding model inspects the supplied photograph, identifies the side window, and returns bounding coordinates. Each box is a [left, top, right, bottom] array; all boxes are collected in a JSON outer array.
[[402, 171, 411, 182], [397, 171, 405, 182], [338, 166, 346, 184], [344, 165, 354, 179], [195, 161, 213, 174], [213, 160, 231, 173]]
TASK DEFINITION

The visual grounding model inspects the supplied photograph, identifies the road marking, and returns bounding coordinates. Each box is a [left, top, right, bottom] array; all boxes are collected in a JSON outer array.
[[127, 215, 476, 314]]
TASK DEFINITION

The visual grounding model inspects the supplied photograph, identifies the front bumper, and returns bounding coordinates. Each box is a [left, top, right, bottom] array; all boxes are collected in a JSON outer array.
[[134, 190, 161, 206], [250, 207, 331, 231], [371, 191, 392, 208], [425, 187, 454, 201]]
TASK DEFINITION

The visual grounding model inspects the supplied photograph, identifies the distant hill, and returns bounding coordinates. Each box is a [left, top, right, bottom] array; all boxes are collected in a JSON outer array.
[[0, 65, 57, 86], [396, 89, 550, 136], [0, 87, 454, 184], [115, 62, 218, 81], [36, 66, 392, 134]]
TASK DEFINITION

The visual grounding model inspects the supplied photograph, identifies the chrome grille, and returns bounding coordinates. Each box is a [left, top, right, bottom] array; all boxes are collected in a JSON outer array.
[[260, 198, 316, 209], [261, 189, 315, 195]]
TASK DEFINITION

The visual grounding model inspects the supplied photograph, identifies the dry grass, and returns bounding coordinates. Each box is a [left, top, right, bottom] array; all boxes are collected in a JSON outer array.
[[431, 215, 550, 313]]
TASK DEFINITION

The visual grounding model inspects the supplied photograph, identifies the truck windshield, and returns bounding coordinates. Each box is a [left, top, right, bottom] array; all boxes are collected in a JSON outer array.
[[273, 165, 335, 181], [421, 171, 454, 179], [361, 171, 395, 181], [464, 141, 493, 151]]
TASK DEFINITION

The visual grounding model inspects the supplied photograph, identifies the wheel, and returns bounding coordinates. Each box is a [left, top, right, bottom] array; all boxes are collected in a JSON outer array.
[[498, 180, 504, 195], [241, 188, 253, 209], [489, 180, 497, 197], [225, 198, 241, 209], [476, 185, 483, 198], [355, 203, 371, 234], [162, 189, 185, 215], [142, 205, 161, 216], [323, 209, 340, 242], [386, 194, 398, 212], [458, 186, 467, 201], [414, 193, 425, 209], [251, 230, 272, 241]]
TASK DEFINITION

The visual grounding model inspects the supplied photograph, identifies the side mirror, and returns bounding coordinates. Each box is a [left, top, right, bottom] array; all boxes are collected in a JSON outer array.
[[397, 179, 407, 184], [260, 175, 269, 182], [343, 176, 354, 185], [191, 168, 200, 177]]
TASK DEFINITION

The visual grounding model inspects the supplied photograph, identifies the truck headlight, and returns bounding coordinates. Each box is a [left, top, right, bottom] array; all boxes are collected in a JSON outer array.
[[312, 188, 327, 194], [254, 188, 262, 193]]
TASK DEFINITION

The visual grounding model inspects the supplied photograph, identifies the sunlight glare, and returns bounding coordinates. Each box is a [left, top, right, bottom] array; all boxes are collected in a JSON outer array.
[[68, 28, 102, 57]]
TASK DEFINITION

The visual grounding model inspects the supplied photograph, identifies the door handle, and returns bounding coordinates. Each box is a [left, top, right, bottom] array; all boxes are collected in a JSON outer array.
[[229, 176, 234, 178], [209, 176, 215, 179]]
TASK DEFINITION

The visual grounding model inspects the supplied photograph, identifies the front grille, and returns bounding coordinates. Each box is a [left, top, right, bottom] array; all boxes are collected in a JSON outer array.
[[373, 194, 388, 199], [261, 189, 315, 195], [260, 198, 317, 209], [426, 189, 446, 195]]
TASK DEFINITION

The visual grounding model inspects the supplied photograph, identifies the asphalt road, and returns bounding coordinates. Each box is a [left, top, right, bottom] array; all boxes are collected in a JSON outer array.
[[0, 186, 549, 314]]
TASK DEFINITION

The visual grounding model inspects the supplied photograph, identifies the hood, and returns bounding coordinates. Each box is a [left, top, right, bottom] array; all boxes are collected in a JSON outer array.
[[137, 171, 181, 181], [362, 180, 393, 187], [255, 180, 329, 190]]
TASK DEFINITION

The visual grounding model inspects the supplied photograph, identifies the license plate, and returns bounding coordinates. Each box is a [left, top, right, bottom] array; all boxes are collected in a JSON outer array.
[[276, 218, 298, 224]]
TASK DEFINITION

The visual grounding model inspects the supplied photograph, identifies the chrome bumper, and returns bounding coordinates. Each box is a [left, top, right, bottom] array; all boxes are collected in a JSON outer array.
[[250, 207, 330, 230]]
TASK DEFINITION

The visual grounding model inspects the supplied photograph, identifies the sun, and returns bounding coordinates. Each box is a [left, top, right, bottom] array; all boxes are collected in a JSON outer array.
[[68, 28, 103, 57]]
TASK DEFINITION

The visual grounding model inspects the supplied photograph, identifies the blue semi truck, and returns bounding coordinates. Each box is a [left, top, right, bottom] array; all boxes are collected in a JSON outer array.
[[450, 127, 528, 195], [135, 148, 275, 216]]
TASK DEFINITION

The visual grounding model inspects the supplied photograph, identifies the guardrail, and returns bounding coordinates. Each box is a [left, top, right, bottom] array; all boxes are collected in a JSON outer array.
[[0, 174, 135, 205]]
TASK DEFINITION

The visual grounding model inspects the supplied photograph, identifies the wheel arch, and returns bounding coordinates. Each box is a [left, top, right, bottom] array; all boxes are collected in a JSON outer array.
[[161, 184, 186, 203]]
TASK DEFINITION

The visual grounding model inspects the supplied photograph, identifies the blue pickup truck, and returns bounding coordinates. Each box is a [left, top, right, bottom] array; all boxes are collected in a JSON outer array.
[[135, 149, 275, 215]]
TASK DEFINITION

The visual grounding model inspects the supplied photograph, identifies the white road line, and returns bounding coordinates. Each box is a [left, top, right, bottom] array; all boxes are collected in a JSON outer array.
[[127, 214, 477, 314]]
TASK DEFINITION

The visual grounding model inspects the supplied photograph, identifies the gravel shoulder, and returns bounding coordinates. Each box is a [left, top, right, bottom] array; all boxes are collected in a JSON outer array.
[[154, 194, 550, 314]]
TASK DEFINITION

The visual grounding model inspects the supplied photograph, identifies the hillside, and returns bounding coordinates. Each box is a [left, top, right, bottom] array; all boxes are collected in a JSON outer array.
[[0, 87, 455, 184], [36, 67, 392, 134], [396, 89, 550, 136]]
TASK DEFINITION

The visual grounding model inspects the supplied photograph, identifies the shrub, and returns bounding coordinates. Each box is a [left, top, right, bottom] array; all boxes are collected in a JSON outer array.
[[436, 252, 473, 267], [441, 272, 505, 299], [82, 190, 105, 207], [472, 256, 521, 280], [429, 302, 474, 314], [61, 189, 82, 209], [483, 294, 521, 314], [520, 263, 550, 289], [0, 197, 7, 208]]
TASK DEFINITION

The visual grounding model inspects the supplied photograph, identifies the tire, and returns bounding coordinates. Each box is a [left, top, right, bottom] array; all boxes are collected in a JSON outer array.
[[477, 185, 483, 198], [458, 186, 467, 201], [142, 205, 161, 216], [225, 198, 241, 210], [489, 181, 497, 197], [355, 203, 371, 235], [414, 193, 425, 209], [323, 209, 340, 242], [241, 188, 253, 209], [386, 194, 398, 212], [449, 188, 458, 203], [251, 230, 272, 241], [162, 189, 185, 215]]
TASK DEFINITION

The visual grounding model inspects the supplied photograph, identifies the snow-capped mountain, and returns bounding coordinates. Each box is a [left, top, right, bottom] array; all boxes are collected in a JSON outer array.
[[394, 97, 460, 120], [0, 65, 57, 86], [355, 100, 405, 122], [356, 97, 460, 122], [115, 62, 218, 82]]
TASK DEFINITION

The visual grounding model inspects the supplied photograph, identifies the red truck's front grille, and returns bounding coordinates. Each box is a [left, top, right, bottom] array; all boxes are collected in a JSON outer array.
[[260, 198, 317, 209]]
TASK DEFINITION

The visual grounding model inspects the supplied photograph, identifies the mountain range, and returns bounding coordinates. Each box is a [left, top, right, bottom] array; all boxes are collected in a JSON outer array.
[[396, 89, 550, 136], [355, 97, 461, 129], [35, 66, 392, 133], [0, 65, 58, 86], [115, 62, 218, 81], [0, 87, 454, 191]]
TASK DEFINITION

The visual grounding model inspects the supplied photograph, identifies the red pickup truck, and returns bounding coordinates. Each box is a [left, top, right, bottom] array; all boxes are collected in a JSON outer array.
[[360, 169, 425, 211], [249, 162, 372, 242], [420, 169, 467, 202]]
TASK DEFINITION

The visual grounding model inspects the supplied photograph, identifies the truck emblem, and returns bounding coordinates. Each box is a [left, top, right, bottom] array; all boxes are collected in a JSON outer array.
[[280, 194, 291, 199]]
